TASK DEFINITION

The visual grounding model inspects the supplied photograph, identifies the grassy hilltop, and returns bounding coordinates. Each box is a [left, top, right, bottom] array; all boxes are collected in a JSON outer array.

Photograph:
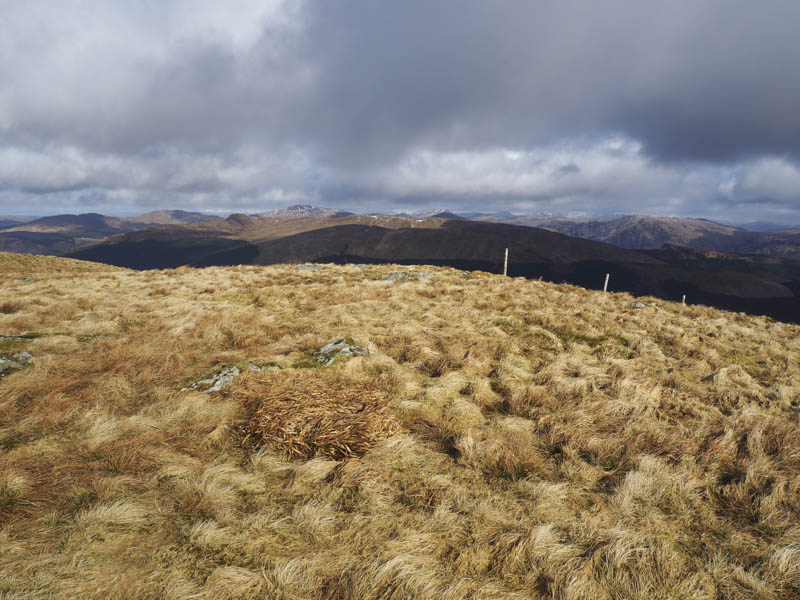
[[1, 252, 800, 599]]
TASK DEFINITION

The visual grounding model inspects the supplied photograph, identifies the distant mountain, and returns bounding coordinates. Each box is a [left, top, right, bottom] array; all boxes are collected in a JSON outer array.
[[735, 221, 800, 233], [0, 216, 32, 230], [0, 210, 222, 254], [459, 211, 516, 219], [395, 209, 466, 220], [68, 216, 800, 323], [123, 210, 221, 226], [2, 213, 124, 236], [473, 214, 800, 258], [260, 205, 353, 220]]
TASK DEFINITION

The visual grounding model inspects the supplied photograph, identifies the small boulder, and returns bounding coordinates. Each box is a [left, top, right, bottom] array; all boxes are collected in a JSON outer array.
[[182, 362, 273, 393], [0, 352, 32, 378], [315, 337, 369, 366], [627, 302, 647, 308], [383, 272, 409, 281], [295, 264, 325, 272], [384, 271, 432, 281]]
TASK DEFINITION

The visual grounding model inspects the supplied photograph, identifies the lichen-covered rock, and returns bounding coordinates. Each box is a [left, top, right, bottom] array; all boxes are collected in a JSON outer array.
[[384, 271, 433, 281], [0, 352, 32, 378], [314, 337, 369, 366], [628, 301, 647, 308], [182, 362, 275, 393]]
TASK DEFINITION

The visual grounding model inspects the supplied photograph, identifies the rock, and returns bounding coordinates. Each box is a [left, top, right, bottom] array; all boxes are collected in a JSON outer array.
[[383, 271, 432, 281], [295, 264, 325, 271], [383, 272, 408, 281], [628, 302, 647, 308], [314, 337, 369, 366], [0, 335, 27, 343], [0, 352, 31, 378], [182, 362, 271, 393]]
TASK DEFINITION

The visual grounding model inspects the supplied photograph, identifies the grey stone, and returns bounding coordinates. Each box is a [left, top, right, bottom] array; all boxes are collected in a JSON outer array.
[[295, 264, 325, 271], [383, 272, 409, 281], [628, 302, 647, 308], [0, 335, 26, 343], [0, 352, 31, 378], [314, 337, 369, 366], [182, 361, 268, 393], [384, 271, 433, 281]]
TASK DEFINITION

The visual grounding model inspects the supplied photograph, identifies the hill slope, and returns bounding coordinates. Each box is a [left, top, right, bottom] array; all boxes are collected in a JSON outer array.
[[476, 214, 800, 257], [1, 258, 799, 598], [0, 211, 221, 254], [68, 219, 800, 323]]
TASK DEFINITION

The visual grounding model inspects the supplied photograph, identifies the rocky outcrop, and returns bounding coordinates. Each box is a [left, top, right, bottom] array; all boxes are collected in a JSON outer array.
[[384, 271, 433, 281], [0, 351, 31, 378], [182, 362, 277, 393], [314, 338, 369, 366]]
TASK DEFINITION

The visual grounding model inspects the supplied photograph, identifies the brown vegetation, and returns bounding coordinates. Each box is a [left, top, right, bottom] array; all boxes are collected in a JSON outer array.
[[1, 252, 799, 598], [239, 370, 401, 459]]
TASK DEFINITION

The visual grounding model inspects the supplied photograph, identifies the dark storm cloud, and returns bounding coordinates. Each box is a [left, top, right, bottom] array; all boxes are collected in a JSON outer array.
[[297, 0, 800, 164], [1, 1, 799, 218]]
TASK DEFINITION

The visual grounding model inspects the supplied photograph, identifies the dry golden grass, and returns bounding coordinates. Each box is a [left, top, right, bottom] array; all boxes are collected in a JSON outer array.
[[239, 370, 401, 459], [1, 251, 799, 598], [0, 251, 124, 274]]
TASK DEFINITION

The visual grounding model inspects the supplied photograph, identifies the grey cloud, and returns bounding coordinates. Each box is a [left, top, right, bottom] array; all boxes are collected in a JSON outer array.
[[297, 1, 800, 165], [1, 1, 800, 220]]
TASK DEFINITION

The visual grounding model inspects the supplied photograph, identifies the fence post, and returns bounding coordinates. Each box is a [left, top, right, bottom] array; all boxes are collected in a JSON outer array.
[[682, 294, 686, 305], [603, 273, 610, 293], [503, 248, 508, 277]]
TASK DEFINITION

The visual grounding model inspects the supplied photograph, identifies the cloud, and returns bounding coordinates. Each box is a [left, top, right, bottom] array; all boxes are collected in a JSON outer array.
[[0, 1, 799, 220]]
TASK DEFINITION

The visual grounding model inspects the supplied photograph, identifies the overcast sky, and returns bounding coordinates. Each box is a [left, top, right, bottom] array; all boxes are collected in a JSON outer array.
[[2, 1, 800, 221]]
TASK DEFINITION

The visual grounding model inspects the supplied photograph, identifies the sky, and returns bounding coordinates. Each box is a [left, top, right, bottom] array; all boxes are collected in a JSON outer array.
[[1, 1, 800, 222]]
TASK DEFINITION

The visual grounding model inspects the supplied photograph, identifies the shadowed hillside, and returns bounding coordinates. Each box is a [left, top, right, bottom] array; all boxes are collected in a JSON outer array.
[[0, 211, 221, 254], [2, 253, 800, 598], [476, 214, 800, 258]]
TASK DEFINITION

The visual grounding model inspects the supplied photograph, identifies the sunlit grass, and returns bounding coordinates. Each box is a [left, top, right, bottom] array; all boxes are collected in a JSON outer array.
[[1, 252, 799, 599]]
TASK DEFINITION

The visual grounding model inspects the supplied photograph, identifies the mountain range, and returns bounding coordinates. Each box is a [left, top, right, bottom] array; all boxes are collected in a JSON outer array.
[[5, 205, 800, 322], [64, 210, 800, 323], [0, 210, 220, 254], [472, 214, 800, 257]]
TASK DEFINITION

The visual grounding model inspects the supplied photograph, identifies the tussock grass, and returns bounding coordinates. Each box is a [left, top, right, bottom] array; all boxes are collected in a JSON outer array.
[[238, 370, 401, 459], [1, 253, 800, 598]]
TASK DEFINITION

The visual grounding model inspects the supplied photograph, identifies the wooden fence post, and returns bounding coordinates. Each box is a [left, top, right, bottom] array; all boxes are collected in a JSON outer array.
[[682, 294, 686, 305], [503, 248, 508, 277], [603, 273, 610, 293]]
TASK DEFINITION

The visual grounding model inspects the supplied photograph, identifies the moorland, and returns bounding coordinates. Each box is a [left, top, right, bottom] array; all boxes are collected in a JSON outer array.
[[1, 251, 800, 598]]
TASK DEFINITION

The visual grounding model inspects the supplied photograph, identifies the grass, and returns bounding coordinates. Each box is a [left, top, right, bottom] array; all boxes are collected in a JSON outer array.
[[238, 370, 401, 459], [1, 252, 800, 598]]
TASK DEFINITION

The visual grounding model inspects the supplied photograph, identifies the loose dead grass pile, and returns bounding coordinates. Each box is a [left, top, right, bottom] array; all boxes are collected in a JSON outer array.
[[238, 370, 401, 459]]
